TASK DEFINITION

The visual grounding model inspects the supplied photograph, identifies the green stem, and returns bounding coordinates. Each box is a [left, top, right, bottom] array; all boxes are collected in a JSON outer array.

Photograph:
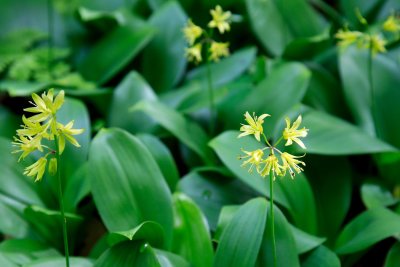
[[262, 133, 273, 148], [269, 171, 277, 267], [367, 36, 379, 138], [47, 0, 53, 79], [54, 136, 70, 267], [206, 56, 215, 135]]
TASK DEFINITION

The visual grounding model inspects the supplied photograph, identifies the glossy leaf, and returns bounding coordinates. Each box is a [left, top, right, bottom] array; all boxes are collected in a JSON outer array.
[[214, 198, 267, 267], [385, 242, 400, 267], [301, 246, 340, 267], [79, 24, 155, 84], [335, 208, 400, 254], [171, 193, 213, 267], [0, 106, 19, 139], [361, 181, 398, 209], [142, 1, 187, 92], [154, 249, 191, 267], [131, 100, 215, 164], [0, 80, 51, 97], [89, 128, 173, 246], [107, 71, 157, 133], [24, 257, 93, 267]]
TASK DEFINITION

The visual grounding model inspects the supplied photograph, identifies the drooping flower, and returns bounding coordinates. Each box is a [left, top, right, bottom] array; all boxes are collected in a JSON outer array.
[[57, 120, 84, 154], [383, 15, 400, 32], [185, 43, 202, 64], [209, 41, 229, 62], [335, 29, 364, 49], [23, 157, 47, 182], [260, 153, 283, 178], [12, 135, 43, 161], [283, 115, 308, 149], [183, 19, 203, 45], [23, 89, 64, 123], [238, 112, 270, 142], [367, 34, 386, 55], [239, 149, 264, 173], [208, 5, 231, 34], [280, 152, 306, 178]]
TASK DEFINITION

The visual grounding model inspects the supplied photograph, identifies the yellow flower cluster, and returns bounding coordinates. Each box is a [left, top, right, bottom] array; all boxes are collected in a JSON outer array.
[[183, 5, 231, 64], [335, 29, 386, 55], [12, 89, 83, 181], [238, 112, 308, 179]]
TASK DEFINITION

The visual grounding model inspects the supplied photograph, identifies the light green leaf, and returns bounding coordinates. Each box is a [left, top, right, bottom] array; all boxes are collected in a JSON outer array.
[[361, 181, 398, 209], [385, 242, 400, 267], [301, 246, 340, 267], [23, 257, 93, 267]]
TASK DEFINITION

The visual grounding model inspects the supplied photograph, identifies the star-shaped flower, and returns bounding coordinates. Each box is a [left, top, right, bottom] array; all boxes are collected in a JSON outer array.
[[238, 112, 270, 142], [282, 115, 308, 149], [208, 5, 231, 34]]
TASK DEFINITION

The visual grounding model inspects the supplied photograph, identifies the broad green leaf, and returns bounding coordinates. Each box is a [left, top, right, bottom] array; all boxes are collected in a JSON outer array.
[[132, 100, 215, 164], [0, 80, 51, 97], [23, 257, 93, 267], [137, 134, 179, 191], [361, 181, 398, 209], [257, 204, 300, 267], [79, 24, 155, 84], [77, 7, 126, 31], [142, 1, 187, 92], [0, 106, 19, 139], [0, 253, 16, 267], [385, 242, 400, 267], [23, 205, 83, 251], [0, 200, 29, 238], [214, 198, 267, 267], [335, 208, 400, 254], [305, 155, 352, 243], [177, 170, 256, 230], [301, 246, 340, 267], [154, 249, 190, 267], [63, 164, 91, 212], [0, 239, 60, 266], [185, 47, 257, 87], [107, 72, 157, 133], [282, 32, 330, 60], [302, 108, 397, 155], [171, 193, 213, 267], [89, 128, 173, 246], [108, 221, 164, 248], [94, 241, 160, 267]]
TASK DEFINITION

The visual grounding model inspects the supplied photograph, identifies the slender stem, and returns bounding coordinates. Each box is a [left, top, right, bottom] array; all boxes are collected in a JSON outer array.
[[206, 55, 215, 135], [269, 171, 277, 267], [54, 136, 70, 267], [273, 136, 284, 147], [367, 35, 379, 138], [47, 0, 53, 79], [262, 133, 273, 148]]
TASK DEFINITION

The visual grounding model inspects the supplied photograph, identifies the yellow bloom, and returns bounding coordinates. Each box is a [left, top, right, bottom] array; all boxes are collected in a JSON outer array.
[[280, 152, 305, 178], [12, 135, 43, 161], [368, 34, 386, 55], [209, 41, 229, 62], [24, 157, 47, 182], [238, 112, 270, 142], [57, 120, 84, 154], [208, 5, 231, 34], [335, 29, 364, 49], [17, 115, 48, 137], [383, 15, 400, 32], [260, 153, 283, 178], [185, 43, 202, 64], [183, 19, 203, 45], [239, 149, 264, 173], [24, 89, 64, 123], [283, 115, 308, 149]]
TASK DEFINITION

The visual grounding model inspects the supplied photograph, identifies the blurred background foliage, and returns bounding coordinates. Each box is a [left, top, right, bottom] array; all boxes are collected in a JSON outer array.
[[1, 0, 400, 266]]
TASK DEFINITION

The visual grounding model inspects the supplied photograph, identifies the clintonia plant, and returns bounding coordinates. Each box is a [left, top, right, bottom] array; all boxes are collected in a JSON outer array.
[[238, 111, 308, 267], [12, 89, 83, 267]]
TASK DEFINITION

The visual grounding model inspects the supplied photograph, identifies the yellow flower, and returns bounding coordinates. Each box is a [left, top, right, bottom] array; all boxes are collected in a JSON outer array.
[[383, 15, 400, 32], [24, 157, 47, 182], [57, 120, 84, 154], [183, 19, 203, 45], [208, 5, 231, 34], [185, 43, 202, 64], [280, 152, 305, 178], [17, 115, 48, 137], [335, 29, 364, 49], [12, 135, 43, 161], [283, 115, 308, 149], [24, 89, 64, 123], [238, 112, 270, 142], [239, 149, 264, 173], [209, 41, 229, 62], [368, 34, 386, 55], [260, 153, 283, 178]]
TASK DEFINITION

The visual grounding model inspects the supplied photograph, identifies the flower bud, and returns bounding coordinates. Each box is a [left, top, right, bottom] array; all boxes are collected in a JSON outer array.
[[49, 157, 57, 176]]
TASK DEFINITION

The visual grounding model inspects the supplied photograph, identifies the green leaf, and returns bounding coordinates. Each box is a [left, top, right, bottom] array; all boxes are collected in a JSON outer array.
[[257, 204, 300, 267], [79, 24, 155, 84], [108, 221, 164, 248], [214, 198, 267, 267], [0, 80, 52, 97], [131, 100, 215, 164], [137, 134, 179, 191], [171, 193, 213, 267], [302, 108, 397, 155], [63, 164, 91, 212], [142, 1, 187, 92], [361, 181, 398, 209], [89, 128, 173, 246], [335, 208, 400, 254], [154, 249, 191, 267], [177, 170, 256, 230], [23, 257, 93, 267], [107, 71, 157, 133], [94, 241, 160, 267], [0, 239, 60, 265], [301, 246, 340, 267], [385, 242, 400, 267], [185, 47, 257, 88], [0, 106, 19, 140]]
